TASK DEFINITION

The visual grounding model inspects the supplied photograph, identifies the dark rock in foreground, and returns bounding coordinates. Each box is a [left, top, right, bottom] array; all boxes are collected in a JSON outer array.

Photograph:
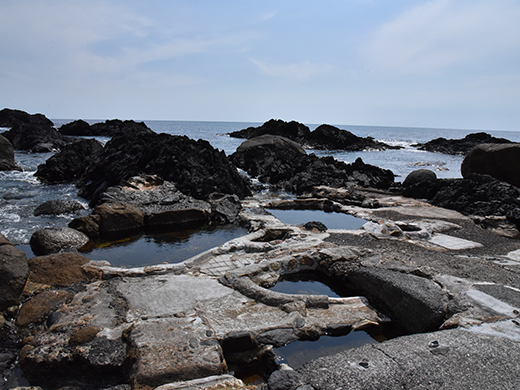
[[417, 132, 512, 155], [229, 119, 399, 151], [0, 234, 28, 311], [230, 135, 395, 194], [33, 199, 86, 216], [29, 227, 90, 256], [461, 143, 520, 188], [35, 138, 104, 183], [76, 132, 252, 204], [59, 119, 155, 137]]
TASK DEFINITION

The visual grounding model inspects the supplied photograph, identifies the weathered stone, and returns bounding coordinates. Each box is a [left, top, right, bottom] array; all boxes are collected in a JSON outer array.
[[15, 290, 72, 327], [255, 329, 299, 348], [209, 193, 242, 224], [68, 215, 101, 239], [268, 368, 302, 390], [92, 202, 144, 238], [0, 234, 28, 311], [345, 267, 448, 333], [29, 227, 90, 256], [461, 143, 520, 188], [28, 252, 91, 287], [68, 325, 103, 346], [33, 199, 85, 216]]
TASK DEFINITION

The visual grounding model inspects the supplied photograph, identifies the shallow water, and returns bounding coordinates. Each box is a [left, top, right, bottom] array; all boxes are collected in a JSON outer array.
[[266, 209, 366, 230], [82, 224, 248, 268]]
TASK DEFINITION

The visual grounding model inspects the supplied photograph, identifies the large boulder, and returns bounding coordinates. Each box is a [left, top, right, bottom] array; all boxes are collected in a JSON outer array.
[[35, 138, 104, 183], [229, 119, 398, 151], [0, 134, 21, 171], [28, 252, 91, 287], [76, 133, 251, 204], [402, 169, 438, 199], [461, 143, 520, 188], [33, 199, 86, 216], [91, 202, 144, 238], [58, 118, 155, 137], [0, 234, 28, 311], [230, 135, 395, 193], [29, 227, 90, 256], [417, 132, 512, 155]]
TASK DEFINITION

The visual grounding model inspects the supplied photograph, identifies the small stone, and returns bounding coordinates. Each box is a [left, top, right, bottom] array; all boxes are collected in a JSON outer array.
[[428, 340, 439, 348], [359, 358, 369, 368]]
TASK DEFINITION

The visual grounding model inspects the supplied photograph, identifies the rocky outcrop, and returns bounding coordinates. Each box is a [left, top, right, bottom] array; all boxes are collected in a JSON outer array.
[[29, 227, 90, 256], [0, 109, 72, 152], [230, 135, 395, 194], [33, 199, 86, 216], [91, 202, 144, 238], [35, 138, 104, 183], [461, 143, 520, 188], [0, 234, 28, 311], [76, 132, 251, 204], [417, 132, 512, 155], [229, 119, 398, 151], [0, 135, 21, 171], [28, 252, 91, 287], [58, 119, 155, 137]]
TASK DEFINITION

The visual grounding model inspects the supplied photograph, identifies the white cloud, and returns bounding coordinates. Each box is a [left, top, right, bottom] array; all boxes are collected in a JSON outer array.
[[364, 0, 520, 74], [250, 58, 333, 81]]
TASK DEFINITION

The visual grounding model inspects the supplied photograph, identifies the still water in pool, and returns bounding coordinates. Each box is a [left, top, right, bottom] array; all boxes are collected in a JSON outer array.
[[266, 209, 366, 230], [83, 224, 248, 267]]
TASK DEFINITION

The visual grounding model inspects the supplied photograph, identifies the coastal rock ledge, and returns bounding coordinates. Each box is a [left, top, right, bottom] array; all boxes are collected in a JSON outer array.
[[9, 187, 520, 389]]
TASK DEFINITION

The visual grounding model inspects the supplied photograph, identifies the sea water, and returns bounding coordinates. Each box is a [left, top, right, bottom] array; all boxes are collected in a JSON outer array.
[[2, 120, 520, 252]]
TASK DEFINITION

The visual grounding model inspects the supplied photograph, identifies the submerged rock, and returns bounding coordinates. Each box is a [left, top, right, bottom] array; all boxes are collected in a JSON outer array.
[[230, 135, 395, 193]]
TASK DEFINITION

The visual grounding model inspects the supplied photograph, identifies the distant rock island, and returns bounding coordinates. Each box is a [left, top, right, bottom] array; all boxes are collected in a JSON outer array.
[[229, 119, 402, 151]]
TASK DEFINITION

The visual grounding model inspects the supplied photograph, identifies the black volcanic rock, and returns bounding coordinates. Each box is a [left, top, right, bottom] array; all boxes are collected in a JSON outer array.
[[59, 118, 155, 137], [0, 108, 54, 129], [36, 138, 104, 183], [417, 132, 512, 155], [77, 132, 251, 204], [0, 134, 21, 171], [230, 135, 394, 194], [228, 119, 399, 151]]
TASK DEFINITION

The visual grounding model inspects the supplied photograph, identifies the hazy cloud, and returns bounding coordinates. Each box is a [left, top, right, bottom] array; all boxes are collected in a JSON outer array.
[[250, 59, 333, 81], [364, 0, 520, 74]]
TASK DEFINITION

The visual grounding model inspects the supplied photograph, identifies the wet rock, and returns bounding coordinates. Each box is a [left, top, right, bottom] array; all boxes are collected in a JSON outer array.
[[146, 208, 209, 231], [35, 138, 104, 183], [209, 193, 242, 224], [0, 234, 28, 311], [229, 119, 398, 151], [461, 143, 520, 188], [29, 227, 90, 256], [268, 368, 302, 390], [77, 132, 251, 204], [92, 202, 144, 238], [230, 135, 394, 193], [33, 199, 86, 216], [15, 290, 72, 327], [302, 221, 328, 232], [28, 252, 91, 287], [68, 215, 101, 239], [417, 132, 512, 155], [255, 329, 299, 348], [0, 134, 21, 171], [345, 267, 448, 333]]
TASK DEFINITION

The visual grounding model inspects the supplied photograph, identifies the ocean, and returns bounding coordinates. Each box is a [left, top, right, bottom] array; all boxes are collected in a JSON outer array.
[[2, 119, 520, 257]]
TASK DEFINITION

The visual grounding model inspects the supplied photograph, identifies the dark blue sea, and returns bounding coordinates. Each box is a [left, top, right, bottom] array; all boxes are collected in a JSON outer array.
[[2, 120, 520, 257]]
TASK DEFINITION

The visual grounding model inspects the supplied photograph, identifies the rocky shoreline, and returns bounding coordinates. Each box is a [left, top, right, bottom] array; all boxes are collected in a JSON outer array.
[[1, 109, 520, 389]]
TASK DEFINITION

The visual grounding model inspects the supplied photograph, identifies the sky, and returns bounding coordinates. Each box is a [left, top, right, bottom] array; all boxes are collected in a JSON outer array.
[[1, 0, 520, 131]]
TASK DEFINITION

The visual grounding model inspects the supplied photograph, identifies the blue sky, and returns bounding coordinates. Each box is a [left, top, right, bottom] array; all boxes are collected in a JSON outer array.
[[1, 0, 520, 131]]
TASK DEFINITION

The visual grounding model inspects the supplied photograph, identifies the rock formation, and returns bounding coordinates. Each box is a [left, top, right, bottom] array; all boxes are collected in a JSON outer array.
[[229, 119, 399, 151], [59, 119, 155, 137], [416, 132, 512, 155], [0, 135, 21, 171], [230, 135, 395, 193]]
